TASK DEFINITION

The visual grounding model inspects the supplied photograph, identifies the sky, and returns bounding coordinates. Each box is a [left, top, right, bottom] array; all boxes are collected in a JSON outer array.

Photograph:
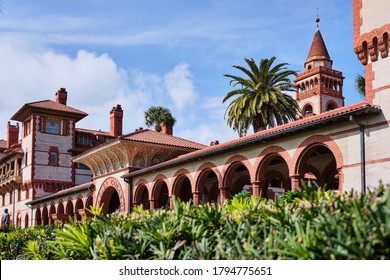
[[0, 0, 365, 145]]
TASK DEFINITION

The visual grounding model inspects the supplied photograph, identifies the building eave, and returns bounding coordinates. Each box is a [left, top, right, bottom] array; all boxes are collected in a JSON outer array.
[[123, 103, 381, 179]]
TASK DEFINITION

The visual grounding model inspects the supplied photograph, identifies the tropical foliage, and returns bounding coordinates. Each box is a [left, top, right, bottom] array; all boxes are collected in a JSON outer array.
[[1, 184, 389, 260], [144, 106, 176, 132], [223, 57, 300, 136], [355, 74, 366, 97]]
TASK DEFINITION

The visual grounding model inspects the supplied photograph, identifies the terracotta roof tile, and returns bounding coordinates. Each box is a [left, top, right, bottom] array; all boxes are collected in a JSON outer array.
[[122, 129, 208, 150], [76, 128, 112, 137], [307, 30, 330, 61], [126, 102, 378, 177], [11, 100, 88, 122]]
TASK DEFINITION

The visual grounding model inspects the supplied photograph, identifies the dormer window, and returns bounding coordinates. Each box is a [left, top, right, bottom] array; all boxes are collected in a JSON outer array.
[[46, 120, 61, 135], [77, 134, 90, 146]]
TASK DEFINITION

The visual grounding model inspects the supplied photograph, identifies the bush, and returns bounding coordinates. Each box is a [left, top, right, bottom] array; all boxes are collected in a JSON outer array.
[[2, 185, 389, 259]]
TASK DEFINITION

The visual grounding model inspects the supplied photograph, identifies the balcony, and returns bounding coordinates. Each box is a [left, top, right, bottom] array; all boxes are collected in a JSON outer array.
[[0, 169, 22, 191]]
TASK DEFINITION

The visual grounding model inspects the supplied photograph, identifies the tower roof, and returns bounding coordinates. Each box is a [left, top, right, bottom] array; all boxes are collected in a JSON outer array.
[[306, 30, 331, 62]]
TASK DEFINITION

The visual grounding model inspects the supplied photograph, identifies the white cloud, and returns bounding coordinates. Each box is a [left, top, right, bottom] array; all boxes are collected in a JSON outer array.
[[164, 63, 197, 111]]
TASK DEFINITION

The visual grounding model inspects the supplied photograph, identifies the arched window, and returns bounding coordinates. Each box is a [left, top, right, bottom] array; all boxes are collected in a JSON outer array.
[[303, 104, 313, 116], [327, 102, 338, 111]]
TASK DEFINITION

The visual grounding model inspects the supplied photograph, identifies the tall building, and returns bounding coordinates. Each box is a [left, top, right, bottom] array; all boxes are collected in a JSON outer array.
[[1, 0, 389, 227]]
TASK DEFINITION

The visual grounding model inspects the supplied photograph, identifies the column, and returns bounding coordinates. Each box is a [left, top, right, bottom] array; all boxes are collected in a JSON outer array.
[[290, 175, 301, 191], [192, 191, 202, 205], [250, 181, 260, 197], [218, 186, 231, 205], [149, 199, 157, 209]]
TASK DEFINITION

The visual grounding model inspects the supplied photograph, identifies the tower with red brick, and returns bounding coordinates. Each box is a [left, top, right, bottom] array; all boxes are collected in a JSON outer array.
[[295, 18, 345, 116]]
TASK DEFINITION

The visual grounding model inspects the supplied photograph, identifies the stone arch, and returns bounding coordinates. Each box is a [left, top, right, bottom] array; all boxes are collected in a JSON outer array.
[[222, 155, 252, 202], [57, 202, 65, 214], [151, 176, 170, 209], [255, 146, 292, 197], [195, 162, 221, 204], [49, 204, 56, 225], [134, 184, 150, 210], [326, 100, 338, 111], [302, 102, 314, 116], [293, 135, 343, 190], [96, 177, 126, 214], [172, 171, 193, 204], [66, 200, 74, 221], [75, 198, 84, 221], [16, 212, 21, 227], [24, 213, 29, 228], [35, 208, 41, 226], [133, 153, 146, 168], [42, 206, 49, 225]]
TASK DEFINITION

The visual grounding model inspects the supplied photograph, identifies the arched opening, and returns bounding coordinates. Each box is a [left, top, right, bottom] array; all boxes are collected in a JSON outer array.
[[100, 186, 121, 215], [24, 213, 29, 228], [303, 104, 313, 116], [57, 202, 64, 214], [75, 198, 84, 221], [42, 206, 49, 225], [49, 204, 56, 225], [85, 196, 93, 210], [66, 201, 74, 221], [35, 208, 41, 226], [172, 176, 193, 203], [297, 145, 339, 190], [258, 154, 290, 199], [196, 169, 220, 204], [327, 101, 337, 111], [16, 213, 21, 227], [224, 162, 251, 200], [153, 180, 169, 209], [134, 185, 150, 210]]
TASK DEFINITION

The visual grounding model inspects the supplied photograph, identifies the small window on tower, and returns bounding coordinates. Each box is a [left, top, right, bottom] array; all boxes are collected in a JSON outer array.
[[303, 105, 313, 116], [49, 152, 58, 166], [45, 120, 61, 135]]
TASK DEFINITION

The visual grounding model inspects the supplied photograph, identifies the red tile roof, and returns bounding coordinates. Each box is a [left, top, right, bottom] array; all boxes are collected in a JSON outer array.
[[307, 30, 330, 61], [76, 128, 112, 137], [11, 100, 88, 122], [122, 129, 208, 150], [125, 102, 380, 178], [26, 182, 95, 205]]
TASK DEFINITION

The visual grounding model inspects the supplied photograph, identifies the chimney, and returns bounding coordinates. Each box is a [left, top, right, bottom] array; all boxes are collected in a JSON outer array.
[[110, 104, 123, 137], [55, 88, 68, 105], [160, 122, 173, 135], [7, 122, 19, 148]]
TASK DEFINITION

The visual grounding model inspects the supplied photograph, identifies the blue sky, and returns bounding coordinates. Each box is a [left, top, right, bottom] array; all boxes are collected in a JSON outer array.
[[0, 0, 364, 145]]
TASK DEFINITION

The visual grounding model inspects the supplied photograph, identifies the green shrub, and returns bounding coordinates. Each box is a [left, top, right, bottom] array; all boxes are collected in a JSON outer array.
[[1, 185, 389, 260]]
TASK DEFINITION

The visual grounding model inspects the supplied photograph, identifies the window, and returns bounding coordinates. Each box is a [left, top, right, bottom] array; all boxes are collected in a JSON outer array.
[[77, 134, 90, 146], [45, 120, 61, 135], [24, 120, 31, 136], [48, 147, 59, 166], [303, 105, 313, 116], [49, 152, 58, 166]]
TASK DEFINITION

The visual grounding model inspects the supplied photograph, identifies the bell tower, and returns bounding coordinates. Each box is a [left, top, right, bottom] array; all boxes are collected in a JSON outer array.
[[295, 16, 345, 116]]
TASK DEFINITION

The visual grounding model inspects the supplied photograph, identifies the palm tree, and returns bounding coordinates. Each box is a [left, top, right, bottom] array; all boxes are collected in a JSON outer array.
[[144, 106, 176, 132], [223, 57, 300, 136], [355, 74, 365, 97]]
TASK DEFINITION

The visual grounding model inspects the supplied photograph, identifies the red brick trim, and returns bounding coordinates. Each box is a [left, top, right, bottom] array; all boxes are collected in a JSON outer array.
[[222, 155, 253, 185], [95, 177, 126, 213], [343, 156, 390, 169], [293, 135, 343, 174], [172, 169, 194, 194], [254, 146, 293, 180], [151, 174, 170, 198]]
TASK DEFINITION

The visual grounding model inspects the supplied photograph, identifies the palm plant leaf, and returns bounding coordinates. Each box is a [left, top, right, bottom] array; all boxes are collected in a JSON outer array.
[[223, 56, 300, 135]]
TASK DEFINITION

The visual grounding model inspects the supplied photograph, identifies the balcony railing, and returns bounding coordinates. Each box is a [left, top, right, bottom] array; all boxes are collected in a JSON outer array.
[[0, 169, 22, 186]]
